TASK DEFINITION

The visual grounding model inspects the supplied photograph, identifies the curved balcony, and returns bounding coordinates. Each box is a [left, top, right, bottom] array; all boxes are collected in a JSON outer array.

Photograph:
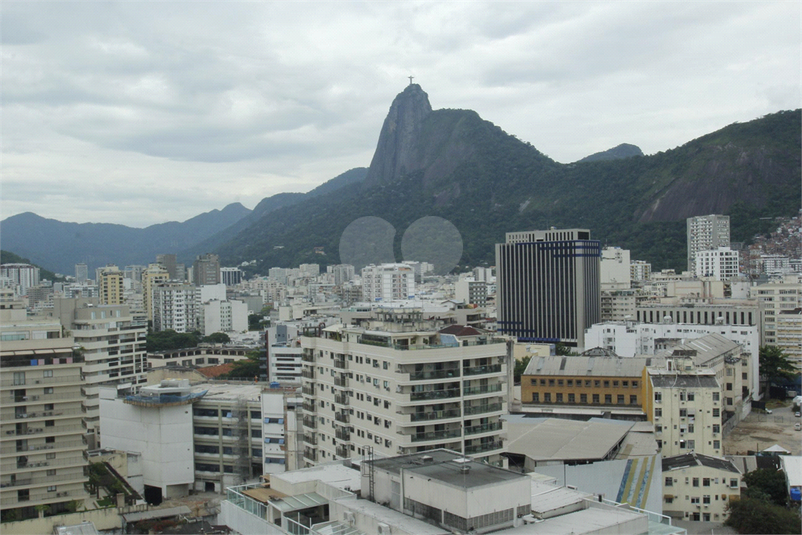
[[395, 407, 461, 424], [409, 428, 461, 443], [464, 421, 503, 436], [463, 383, 503, 397], [463, 402, 505, 416], [462, 364, 503, 377]]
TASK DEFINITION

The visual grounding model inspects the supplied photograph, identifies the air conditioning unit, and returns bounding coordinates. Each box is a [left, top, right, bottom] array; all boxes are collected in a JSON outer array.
[[343, 511, 355, 526], [377, 522, 391, 535]]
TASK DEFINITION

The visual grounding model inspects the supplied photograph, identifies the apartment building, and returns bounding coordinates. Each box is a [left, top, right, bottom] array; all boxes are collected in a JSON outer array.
[[630, 260, 652, 283], [51, 298, 148, 446], [193, 254, 221, 286], [636, 300, 759, 330], [496, 228, 601, 348], [776, 308, 802, 369], [152, 282, 197, 333], [0, 264, 40, 297], [601, 246, 631, 289], [521, 353, 659, 409], [753, 276, 801, 346], [1, 291, 88, 521], [197, 299, 248, 335], [662, 453, 741, 522], [454, 279, 488, 307], [643, 367, 723, 457], [361, 263, 415, 302], [694, 247, 740, 281], [98, 266, 125, 305], [687, 215, 730, 273], [141, 263, 169, 322], [300, 308, 509, 467]]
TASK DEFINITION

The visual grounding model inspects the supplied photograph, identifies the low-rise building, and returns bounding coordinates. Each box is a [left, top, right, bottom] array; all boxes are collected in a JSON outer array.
[[662, 452, 741, 522]]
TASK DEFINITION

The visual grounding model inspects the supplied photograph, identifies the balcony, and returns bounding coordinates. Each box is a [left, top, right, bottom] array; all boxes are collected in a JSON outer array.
[[463, 383, 503, 396], [335, 429, 351, 441], [302, 402, 317, 413], [334, 394, 350, 406], [463, 364, 502, 377], [302, 434, 317, 445], [301, 351, 315, 363], [398, 408, 461, 423], [463, 402, 504, 416], [402, 368, 461, 381], [335, 445, 350, 458], [333, 359, 347, 370], [465, 421, 503, 436], [302, 416, 316, 428], [410, 429, 461, 443], [334, 375, 348, 387], [303, 448, 317, 462], [408, 389, 460, 402], [334, 412, 350, 424], [301, 368, 315, 379], [302, 386, 315, 397], [465, 440, 504, 455]]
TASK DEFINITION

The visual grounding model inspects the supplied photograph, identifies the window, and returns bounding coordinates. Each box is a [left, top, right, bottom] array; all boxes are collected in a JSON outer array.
[[47, 486, 56, 492], [703, 495, 711, 504], [703, 478, 710, 487], [665, 496, 673, 504], [712, 424, 720, 433], [43, 370, 53, 378], [632, 381, 638, 388], [568, 393, 575, 403], [654, 408, 662, 417], [617, 395, 624, 404], [592, 394, 600, 404], [712, 392, 720, 402], [530, 379, 537, 386], [603, 381, 610, 388], [622, 381, 629, 387], [532, 393, 539, 402], [580, 394, 587, 403], [730, 479, 738, 488], [679, 409, 687, 418], [630, 395, 638, 404], [604, 394, 612, 404], [567, 380, 573, 386], [557, 379, 564, 386], [654, 392, 662, 402], [47, 469, 57, 476], [687, 440, 695, 449], [713, 440, 720, 449], [687, 393, 694, 401], [691, 497, 700, 504], [665, 477, 673, 487], [44, 387, 53, 394], [713, 408, 720, 418], [544, 393, 551, 402], [556, 393, 563, 403]]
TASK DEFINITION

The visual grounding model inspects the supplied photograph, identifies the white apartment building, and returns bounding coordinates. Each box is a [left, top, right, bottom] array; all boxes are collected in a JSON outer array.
[[630, 260, 652, 283], [152, 282, 197, 333], [601, 247, 631, 289], [776, 308, 802, 369], [1, 291, 88, 521], [600, 289, 638, 323], [645, 368, 723, 457], [687, 215, 730, 273], [0, 264, 40, 297], [361, 264, 415, 302], [752, 276, 802, 346], [141, 263, 169, 322], [268, 343, 303, 385], [694, 247, 739, 281], [51, 298, 148, 446], [198, 299, 248, 335], [662, 453, 741, 523], [300, 308, 509, 467], [454, 279, 488, 306]]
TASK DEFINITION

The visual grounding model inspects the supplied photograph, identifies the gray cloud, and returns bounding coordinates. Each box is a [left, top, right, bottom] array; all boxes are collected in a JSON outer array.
[[1, 1, 799, 227]]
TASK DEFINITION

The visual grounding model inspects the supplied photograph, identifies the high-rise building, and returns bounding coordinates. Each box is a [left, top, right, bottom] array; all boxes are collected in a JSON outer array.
[[496, 228, 601, 348], [0, 263, 40, 297], [0, 290, 88, 520], [630, 260, 652, 283], [300, 308, 509, 467], [687, 215, 730, 273], [153, 282, 197, 333], [141, 263, 169, 322], [193, 254, 220, 287], [75, 263, 88, 283], [51, 298, 148, 445], [155, 254, 178, 280], [361, 263, 415, 302], [600, 247, 631, 290], [753, 276, 802, 346], [694, 247, 740, 281], [220, 267, 243, 287], [98, 265, 125, 305]]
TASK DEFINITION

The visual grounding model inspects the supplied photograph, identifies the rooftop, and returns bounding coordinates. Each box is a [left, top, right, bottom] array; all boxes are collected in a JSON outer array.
[[662, 453, 740, 474], [505, 417, 634, 462], [523, 355, 665, 377], [649, 374, 719, 389]]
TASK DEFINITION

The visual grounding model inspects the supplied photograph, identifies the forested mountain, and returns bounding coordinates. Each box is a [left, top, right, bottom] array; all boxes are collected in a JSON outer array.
[[215, 85, 800, 272]]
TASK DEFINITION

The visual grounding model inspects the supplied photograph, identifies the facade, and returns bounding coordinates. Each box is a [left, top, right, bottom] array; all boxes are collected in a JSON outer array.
[[361, 263, 415, 302], [268, 342, 303, 385], [155, 254, 178, 280], [753, 277, 801, 346], [193, 254, 221, 286], [75, 263, 88, 284], [521, 353, 656, 409], [300, 308, 509, 467], [776, 308, 802, 369], [220, 267, 243, 287], [98, 265, 125, 305], [328, 264, 355, 286], [0, 291, 88, 521], [662, 453, 741, 522], [630, 260, 652, 283], [687, 215, 730, 273], [694, 247, 739, 281], [146, 346, 250, 369], [141, 263, 169, 322], [496, 228, 601, 348], [152, 282, 197, 333], [51, 298, 148, 445], [600, 289, 637, 323], [198, 299, 248, 335], [601, 246, 631, 289], [636, 300, 758, 329], [454, 279, 488, 306]]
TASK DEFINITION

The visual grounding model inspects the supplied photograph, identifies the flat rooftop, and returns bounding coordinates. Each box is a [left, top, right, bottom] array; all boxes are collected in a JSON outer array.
[[368, 449, 527, 489], [505, 416, 633, 462]]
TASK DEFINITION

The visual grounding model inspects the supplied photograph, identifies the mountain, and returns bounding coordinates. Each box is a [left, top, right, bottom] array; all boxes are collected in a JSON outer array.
[[214, 86, 800, 272], [0, 202, 251, 273], [577, 143, 643, 163]]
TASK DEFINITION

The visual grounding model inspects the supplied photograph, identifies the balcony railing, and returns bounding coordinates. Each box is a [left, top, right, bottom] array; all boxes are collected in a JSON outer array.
[[463, 364, 502, 376], [301, 352, 315, 363], [335, 429, 351, 441], [410, 429, 461, 443], [333, 359, 347, 369], [335, 413, 350, 424], [302, 416, 316, 428], [336, 445, 350, 458], [334, 376, 348, 387], [465, 440, 504, 455], [465, 421, 503, 436], [302, 402, 317, 413], [402, 408, 462, 422], [463, 402, 504, 416], [303, 448, 317, 462], [409, 389, 460, 401], [463, 384, 503, 396], [406, 368, 460, 381], [334, 394, 350, 406], [302, 386, 315, 396], [302, 434, 317, 445], [301, 368, 315, 379]]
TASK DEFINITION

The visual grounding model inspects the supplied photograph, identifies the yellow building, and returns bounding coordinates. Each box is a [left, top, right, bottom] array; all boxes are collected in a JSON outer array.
[[98, 265, 124, 305]]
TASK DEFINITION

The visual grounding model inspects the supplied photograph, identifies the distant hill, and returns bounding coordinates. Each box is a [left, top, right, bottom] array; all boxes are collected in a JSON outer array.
[[213, 85, 800, 272], [577, 143, 643, 163], [0, 202, 252, 273], [1, 250, 64, 281]]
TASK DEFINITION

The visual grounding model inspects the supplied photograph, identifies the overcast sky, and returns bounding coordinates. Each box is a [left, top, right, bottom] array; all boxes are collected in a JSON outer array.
[[2, 1, 799, 228]]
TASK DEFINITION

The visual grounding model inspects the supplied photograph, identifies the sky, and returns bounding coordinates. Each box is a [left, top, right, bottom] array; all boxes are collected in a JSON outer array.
[[2, 1, 800, 228]]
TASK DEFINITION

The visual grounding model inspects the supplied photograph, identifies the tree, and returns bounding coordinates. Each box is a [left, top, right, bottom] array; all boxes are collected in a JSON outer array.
[[759, 345, 796, 398], [743, 469, 789, 507], [725, 497, 801, 534], [555, 343, 579, 356], [202, 332, 231, 345], [220, 350, 262, 380], [514, 356, 531, 384], [146, 330, 201, 352]]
